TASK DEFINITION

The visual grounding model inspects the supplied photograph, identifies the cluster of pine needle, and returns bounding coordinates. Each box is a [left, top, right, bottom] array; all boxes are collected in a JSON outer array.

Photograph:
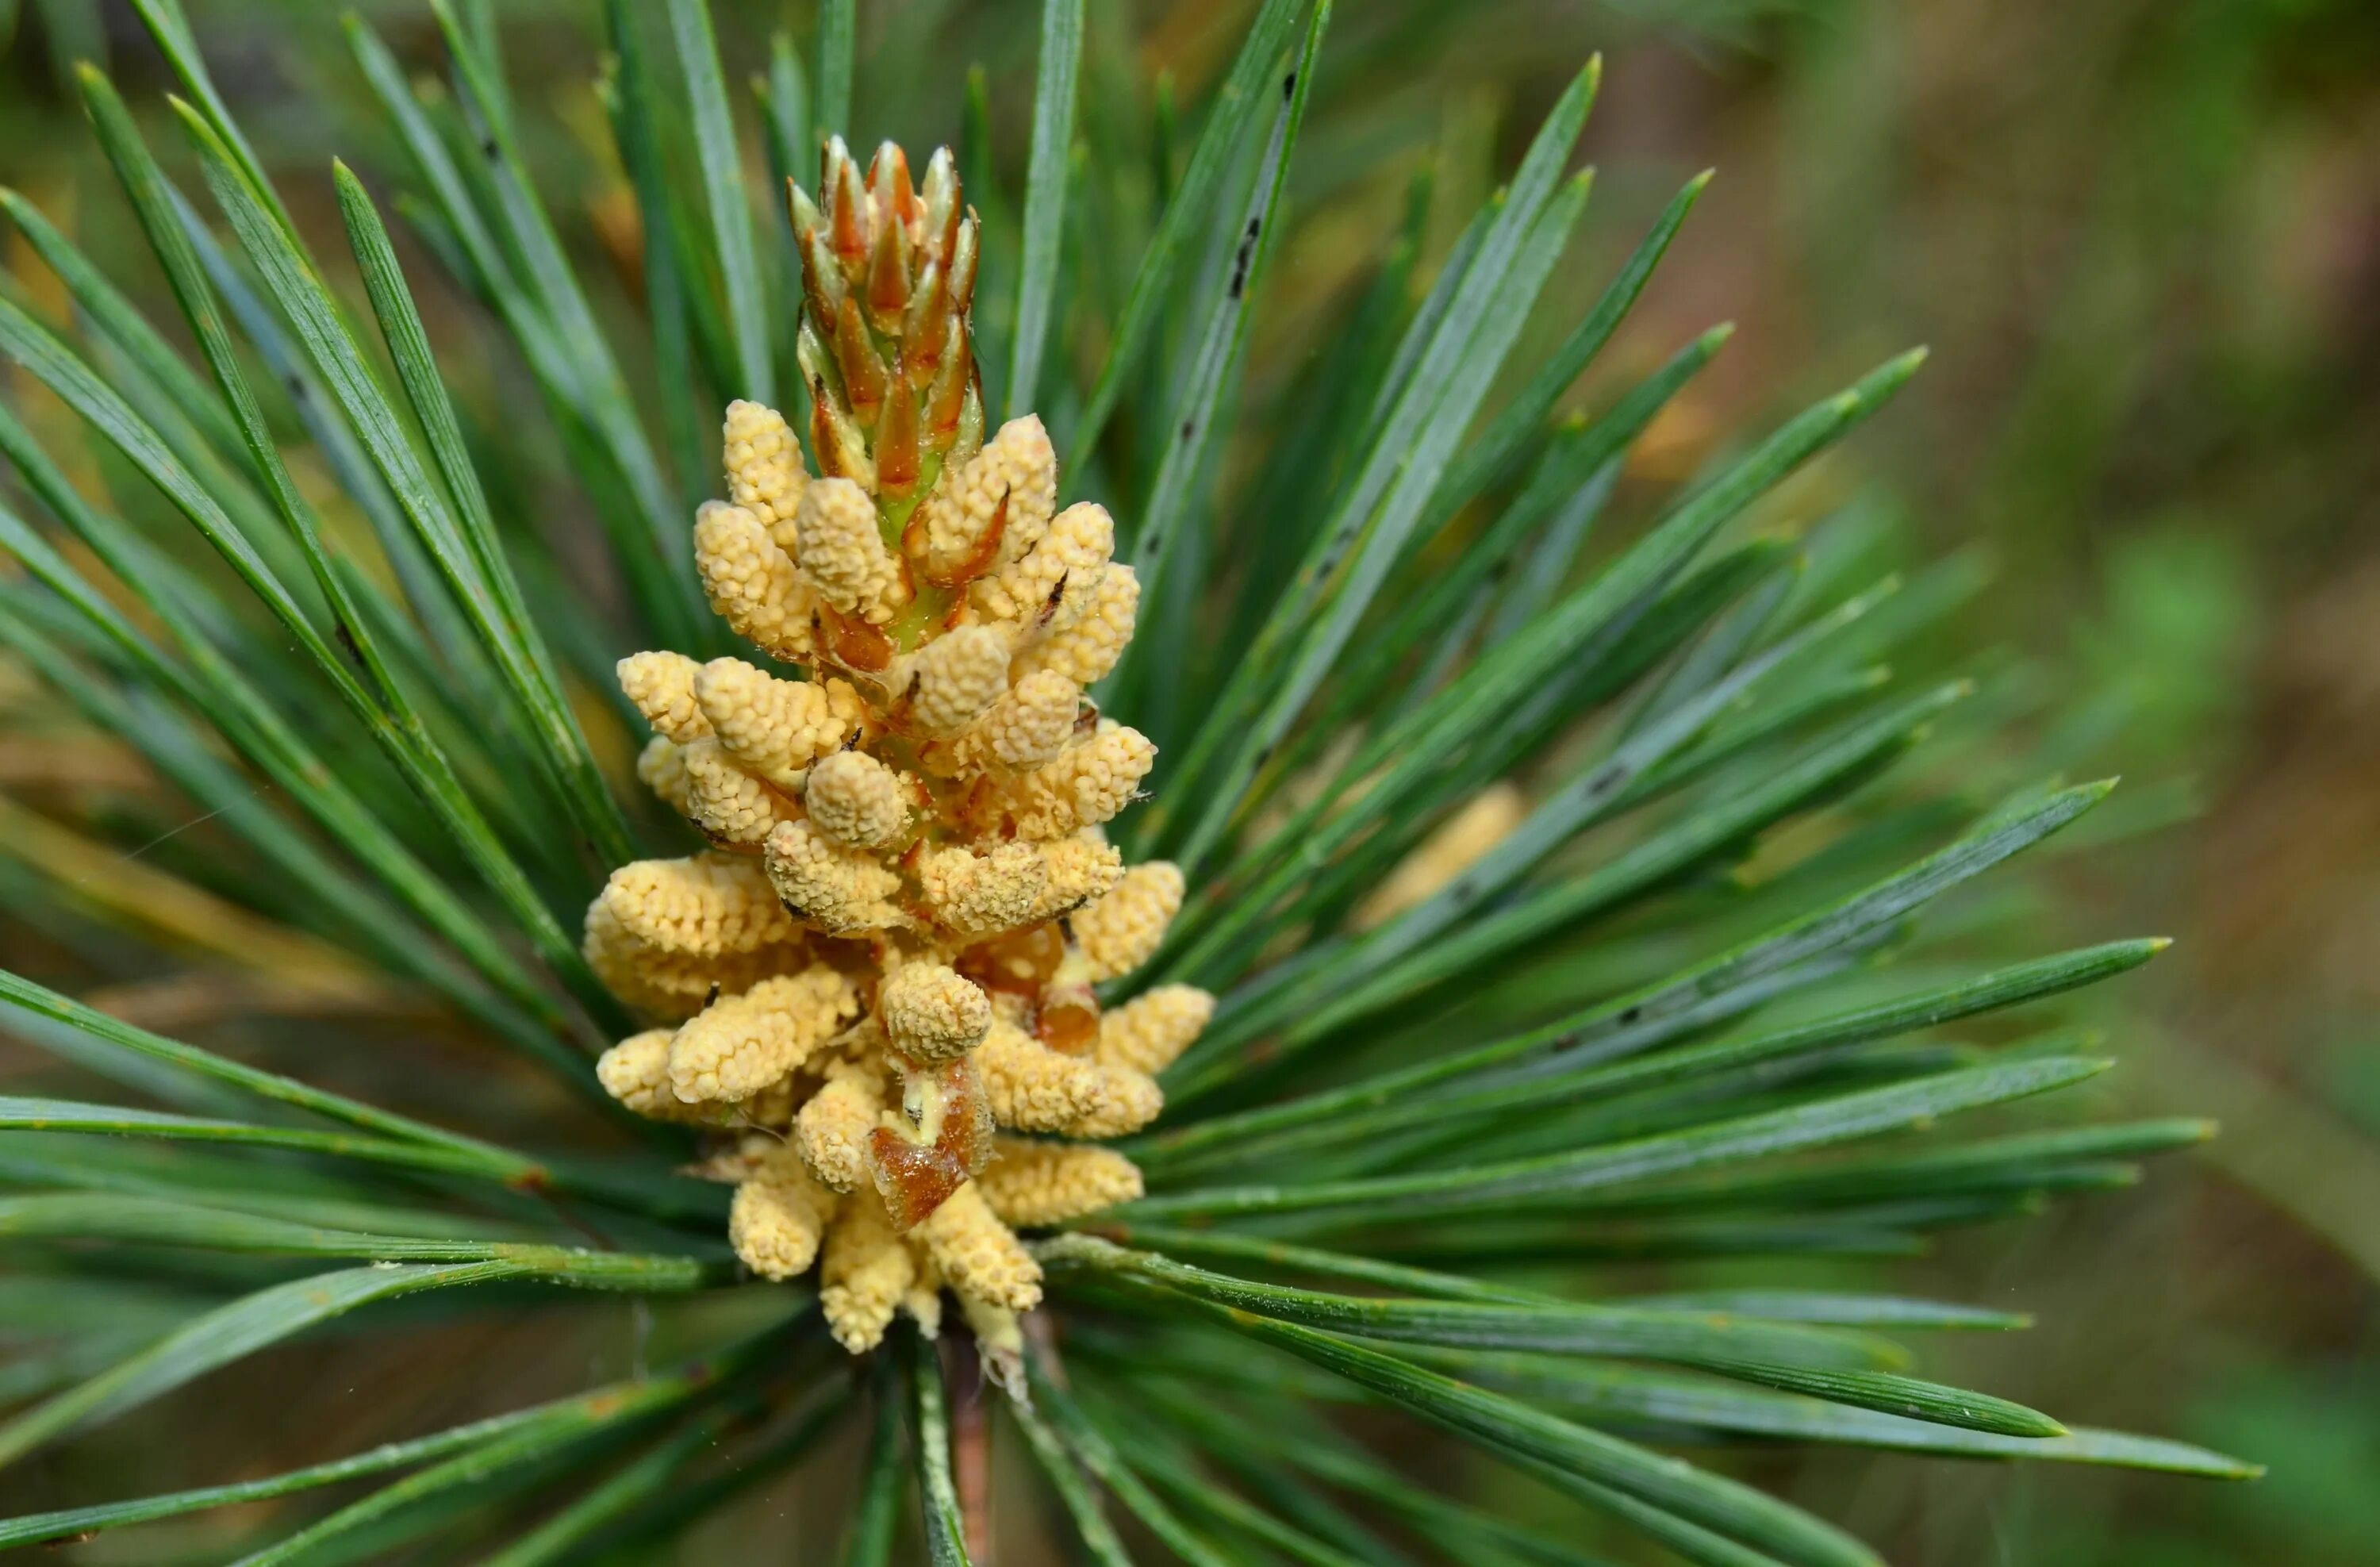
[[0, 0, 2254, 1562]]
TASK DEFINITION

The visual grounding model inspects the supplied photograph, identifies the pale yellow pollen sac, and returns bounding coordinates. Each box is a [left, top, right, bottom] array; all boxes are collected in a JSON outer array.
[[1009, 720, 1157, 839], [765, 819, 907, 936], [974, 1020, 1106, 1131], [684, 1140, 771, 1185], [803, 750, 910, 848], [595, 1027, 674, 1112], [880, 962, 992, 1062], [668, 965, 860, 1104], [593, 854, 800, 960], [722, 398, 808, 556], [1066, 1065, 1165, 1139], [617, 651, 711, 744], [797, 1054, 887, 1192], [694, 660, 864, 786], [987, 417, 1058, 565], [919, 414, 1056, 582], [1096, 984, 1215, 1076], [635, 736, 693, 817], [977, 1139, 1145, 1226], [1072, 861, 1184, 981], [905, 624, 1011, 735], [741, 1074, 802, 1130], [977, 500, 1111, 627], [1041, 504, 1118, 632], [679, 738, 791, 847], [794, 476, 908, 623], [974, 669, 1081, 770], [585, 913, 798, 1024], [821, 1192, 917, 1352], [904, 1253, 946, 1340], [917, 840, 1047, 940], [1016, 563, 1139, 689], [693, 500, 814, 663], [915, 1181, 1042, 1312], [985, 989, 1035, 1031], [596, 1029, 732, 1124], [1025, 835, 1127, 924], [729, 1144, 840, 1281], [1353, 780, 1530, 931]]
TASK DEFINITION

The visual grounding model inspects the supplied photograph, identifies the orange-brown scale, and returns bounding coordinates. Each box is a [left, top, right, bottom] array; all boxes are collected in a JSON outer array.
[[870, 1053, 993, 1230]]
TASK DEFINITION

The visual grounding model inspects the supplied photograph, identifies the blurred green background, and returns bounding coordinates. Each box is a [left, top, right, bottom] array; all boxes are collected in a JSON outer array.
[[2, 1, 2376, 1563]]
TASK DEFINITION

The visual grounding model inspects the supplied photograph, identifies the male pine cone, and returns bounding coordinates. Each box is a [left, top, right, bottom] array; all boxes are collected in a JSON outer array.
[[585, 139, 1207, 1358]]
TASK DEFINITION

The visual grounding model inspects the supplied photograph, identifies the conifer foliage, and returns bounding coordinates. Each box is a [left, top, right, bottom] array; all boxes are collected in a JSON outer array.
[[0, 0, 2252, 1560]]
